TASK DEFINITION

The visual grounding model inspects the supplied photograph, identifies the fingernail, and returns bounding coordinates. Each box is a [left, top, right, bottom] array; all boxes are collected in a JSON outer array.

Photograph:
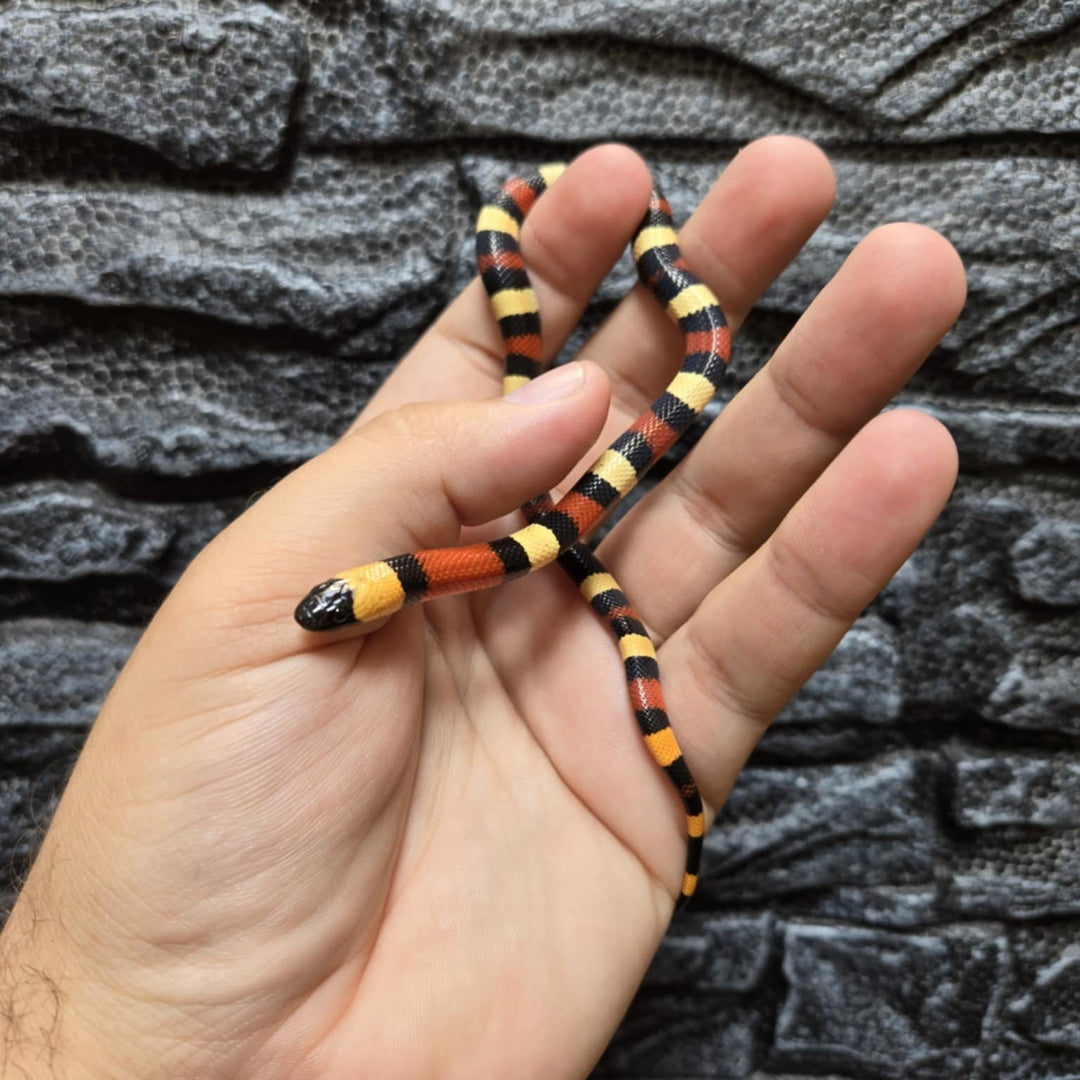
[[504, 362, 585, 404]]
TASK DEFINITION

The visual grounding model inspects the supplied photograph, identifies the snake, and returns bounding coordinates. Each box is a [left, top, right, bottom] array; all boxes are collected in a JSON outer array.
[[295, 162, 731, 906]]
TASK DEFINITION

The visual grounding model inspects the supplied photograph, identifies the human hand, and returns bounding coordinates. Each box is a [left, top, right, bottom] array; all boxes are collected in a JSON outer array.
[[0, 140, 965, 1079]]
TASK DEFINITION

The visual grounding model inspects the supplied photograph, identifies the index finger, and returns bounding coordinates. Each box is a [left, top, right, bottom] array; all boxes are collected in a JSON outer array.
[[356, 143, 653, 422]]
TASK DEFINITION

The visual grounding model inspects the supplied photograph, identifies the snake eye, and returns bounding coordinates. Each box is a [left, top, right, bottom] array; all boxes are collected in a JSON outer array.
[[294, 578, 356, 631]]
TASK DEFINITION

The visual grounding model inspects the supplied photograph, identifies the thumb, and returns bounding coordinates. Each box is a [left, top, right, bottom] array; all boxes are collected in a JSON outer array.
[[183, 361, 610, 640]]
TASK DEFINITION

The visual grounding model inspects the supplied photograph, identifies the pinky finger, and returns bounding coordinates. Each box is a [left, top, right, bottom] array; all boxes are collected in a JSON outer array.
[[659, 409, 958, 813]]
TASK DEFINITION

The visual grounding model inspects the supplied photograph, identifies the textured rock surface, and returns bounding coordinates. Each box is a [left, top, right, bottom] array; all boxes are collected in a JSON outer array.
[[0, 2, 306, 169], [951, 752, 1080, 829], [0, 481, 231, 581], [0, 158, 460, 342], [776, 615, 903, 725], [774, 924, 1006, 1078], [0, 619, 140, 727], [704, 757, 938, 902], [1, 1, 1078, 1077]]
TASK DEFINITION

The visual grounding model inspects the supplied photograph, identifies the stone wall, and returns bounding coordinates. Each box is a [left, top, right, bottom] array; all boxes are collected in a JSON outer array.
[[1, 2, 1078, 1076]]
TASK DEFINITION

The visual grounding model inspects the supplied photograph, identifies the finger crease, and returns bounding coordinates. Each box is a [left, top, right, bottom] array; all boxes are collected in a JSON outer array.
[[683, 619, 773, 731], [676, 466, 759, 566], [521, 216, 586, 317], [587, 298, 682, 419], [609, 356, 666, 421], [765, 354, 856, 445], [680, 230, 748, 335], [431, 324, 511, 386], [766, 533, 866, 630]]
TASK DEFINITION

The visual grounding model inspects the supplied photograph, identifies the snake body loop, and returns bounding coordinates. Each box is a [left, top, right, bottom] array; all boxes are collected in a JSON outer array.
[[296, 163, 731, 905]]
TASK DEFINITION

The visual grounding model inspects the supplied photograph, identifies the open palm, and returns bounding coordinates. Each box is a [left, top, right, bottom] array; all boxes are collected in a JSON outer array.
[[1, 140, 965, 1080]]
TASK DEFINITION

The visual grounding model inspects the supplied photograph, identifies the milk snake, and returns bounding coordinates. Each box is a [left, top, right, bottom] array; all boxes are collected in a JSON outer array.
[[296, 162, 731, 906]]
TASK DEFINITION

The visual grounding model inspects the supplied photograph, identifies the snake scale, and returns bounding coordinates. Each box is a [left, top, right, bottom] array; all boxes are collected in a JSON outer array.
[[296, 162, 731, 906]]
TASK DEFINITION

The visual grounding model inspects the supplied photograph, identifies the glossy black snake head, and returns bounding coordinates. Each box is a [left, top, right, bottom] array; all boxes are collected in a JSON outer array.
[[294, 577, 356, 631]]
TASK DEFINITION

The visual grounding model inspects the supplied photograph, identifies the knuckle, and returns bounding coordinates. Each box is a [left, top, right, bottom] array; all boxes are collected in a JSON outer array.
[[685, 621, 774, 732], [766, 532, 860, 629]]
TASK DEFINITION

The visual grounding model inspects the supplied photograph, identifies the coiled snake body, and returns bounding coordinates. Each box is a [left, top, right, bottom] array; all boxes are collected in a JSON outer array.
[[296, 163, 731, 906]]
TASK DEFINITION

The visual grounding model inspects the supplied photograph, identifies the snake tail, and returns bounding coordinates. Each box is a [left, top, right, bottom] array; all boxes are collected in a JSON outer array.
[[555, 536, 706, 905]]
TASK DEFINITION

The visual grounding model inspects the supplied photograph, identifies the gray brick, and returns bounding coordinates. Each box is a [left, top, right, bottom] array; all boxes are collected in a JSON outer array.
[[303, 1, 1080, 147], [951, 753, 1080, 829], [703, 756, 937, 902], [0, 728, 83, 775], [0, 2, 305, 170], [871, 0, 1080, 121], [917, 399, 1080, 469], [368, 0, 1015, 114], [300, 6, 423, 145], [0, 314, 394, 476], [596, 994, 763, 1078], [1012, 520, 1080, 607], [1007, 926, 1080, 1056], [774, 924, 1005, 1078], [0, 157, 460, 341], [881, 483, 1080, 735], [795, 885, 942, 930], [947, 830, 1080, 919], [778, 615, 902, 726], [645, 913, 774, 993], [908, 31, 1080, 138], [756, 724, 903, 763], [986, 656, 1080, 737], [302, 2, 865, 148], [748, 1075, 851, 1080], [0, 297, 67, 353], [956, 295, 1080, 400], [0, 619, 137, 727], [1012, 947, 1080, 1051], [984, 1040, 1080, 1080], [0, 481, 230, 582], [883, 485, 1030, 618], [896, 600, 1014, 715]]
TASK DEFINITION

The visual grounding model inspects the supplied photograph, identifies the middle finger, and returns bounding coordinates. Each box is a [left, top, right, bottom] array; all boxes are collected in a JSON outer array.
[[598, 222, 967, 639], [554, 136, 837, 465]]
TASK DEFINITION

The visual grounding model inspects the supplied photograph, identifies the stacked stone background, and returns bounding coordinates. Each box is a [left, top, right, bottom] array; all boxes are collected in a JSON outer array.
[[0, 0, 1078, 1076]]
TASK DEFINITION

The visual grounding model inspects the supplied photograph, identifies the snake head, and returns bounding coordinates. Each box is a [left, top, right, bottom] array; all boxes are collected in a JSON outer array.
[[294, 577, 356, 631], [294, 561, 409, 631]]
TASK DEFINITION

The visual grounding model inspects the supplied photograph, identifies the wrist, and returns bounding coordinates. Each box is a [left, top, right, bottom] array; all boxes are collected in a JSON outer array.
[[0, 887, 106, 1079], [0, 825, 176, 1080]]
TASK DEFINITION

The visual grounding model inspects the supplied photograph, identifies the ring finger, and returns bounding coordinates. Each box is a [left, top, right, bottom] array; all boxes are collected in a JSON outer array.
[[598, 222, 967, 639], [657, 408, 958, 813]]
